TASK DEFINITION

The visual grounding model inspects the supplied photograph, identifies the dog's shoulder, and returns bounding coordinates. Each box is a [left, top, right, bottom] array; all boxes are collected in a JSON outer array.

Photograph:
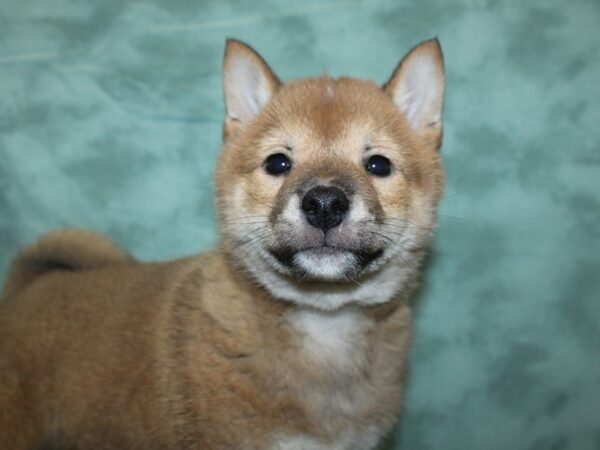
[[172, 250, 268, 358]]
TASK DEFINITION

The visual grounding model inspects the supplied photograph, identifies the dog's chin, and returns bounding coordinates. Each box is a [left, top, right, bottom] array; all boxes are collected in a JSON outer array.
[[270, 246, 384, 282]]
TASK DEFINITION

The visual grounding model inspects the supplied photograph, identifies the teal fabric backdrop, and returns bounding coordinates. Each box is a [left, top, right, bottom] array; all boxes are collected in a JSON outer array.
[[1, 1, 599, 449]]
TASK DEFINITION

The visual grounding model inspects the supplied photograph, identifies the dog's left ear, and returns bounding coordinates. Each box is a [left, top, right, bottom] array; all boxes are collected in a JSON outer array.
[[223, 39, 280, 140], [384, 39, 445, 149]]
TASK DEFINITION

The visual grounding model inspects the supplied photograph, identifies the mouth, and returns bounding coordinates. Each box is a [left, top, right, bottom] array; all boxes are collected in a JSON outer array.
[[269, 245, 384, 280]]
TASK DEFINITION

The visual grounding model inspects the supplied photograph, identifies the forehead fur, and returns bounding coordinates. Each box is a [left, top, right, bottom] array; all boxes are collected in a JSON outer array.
[[260, 76, 413, 145]]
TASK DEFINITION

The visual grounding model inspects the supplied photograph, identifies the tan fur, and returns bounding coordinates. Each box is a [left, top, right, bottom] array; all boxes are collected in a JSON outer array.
[[0, 39, 445, 449], [2, 229, 132, 299]]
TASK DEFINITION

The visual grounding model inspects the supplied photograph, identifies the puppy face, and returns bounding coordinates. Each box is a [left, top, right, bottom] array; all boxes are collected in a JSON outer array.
[[215, 40, 445, 310]]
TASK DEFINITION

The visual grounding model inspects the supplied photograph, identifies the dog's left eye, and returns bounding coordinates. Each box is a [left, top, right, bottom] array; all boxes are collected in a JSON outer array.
[[365, 155, 392, 177], [264, 153, 292, 176]]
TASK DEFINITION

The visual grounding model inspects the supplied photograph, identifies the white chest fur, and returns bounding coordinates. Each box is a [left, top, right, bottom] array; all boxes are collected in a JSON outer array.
[[288, 308, 371, 369], [271, 426, 381, 450], [272, 308, 385, 450]]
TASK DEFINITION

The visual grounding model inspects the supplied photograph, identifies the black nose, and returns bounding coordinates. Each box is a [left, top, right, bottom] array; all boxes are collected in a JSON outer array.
[[301, 186, 350, 232]]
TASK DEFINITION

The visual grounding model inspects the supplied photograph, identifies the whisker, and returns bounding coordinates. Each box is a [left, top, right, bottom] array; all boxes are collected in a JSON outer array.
[[371, 230, 422, 248], [437, 214, 468, 222], [360, 217, 433, 231], [345, 275, 365, 288], [220, 214, 271, 222], [371, 234, 414, 266], [381, 218, 432, 229], [370, 231, 395, 244], [239, 185, 275, 210], [222, 220, 271, 226], [374, 223, 426, 241], [234, 229, 273, 248]]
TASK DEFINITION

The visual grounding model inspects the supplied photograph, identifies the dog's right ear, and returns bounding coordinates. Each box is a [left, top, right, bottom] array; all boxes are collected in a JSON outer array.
[[223, 39, 280, 140]]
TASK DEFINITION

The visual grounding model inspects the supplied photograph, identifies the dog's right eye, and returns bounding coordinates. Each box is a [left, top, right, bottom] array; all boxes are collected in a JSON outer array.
[[264, 153, 292, 176]]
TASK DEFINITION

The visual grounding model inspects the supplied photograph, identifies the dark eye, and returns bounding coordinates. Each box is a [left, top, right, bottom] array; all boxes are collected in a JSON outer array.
[[365, 155, 392, 177], [264, 153, 292, 176]]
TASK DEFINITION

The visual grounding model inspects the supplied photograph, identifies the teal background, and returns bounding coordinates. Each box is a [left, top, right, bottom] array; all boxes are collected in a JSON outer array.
[[1, 1, 599, 449]]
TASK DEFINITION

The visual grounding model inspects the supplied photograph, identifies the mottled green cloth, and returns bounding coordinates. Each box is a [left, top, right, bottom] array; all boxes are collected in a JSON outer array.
[[1, 1, 599, 449]]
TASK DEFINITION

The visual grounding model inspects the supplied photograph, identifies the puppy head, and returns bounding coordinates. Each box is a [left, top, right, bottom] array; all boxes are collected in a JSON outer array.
[[215, 39, 445, 310]]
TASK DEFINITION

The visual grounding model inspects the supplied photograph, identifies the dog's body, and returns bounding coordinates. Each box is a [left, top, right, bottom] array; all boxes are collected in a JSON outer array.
[[0, 39, 445, 450], [0, 234, 410, 449]]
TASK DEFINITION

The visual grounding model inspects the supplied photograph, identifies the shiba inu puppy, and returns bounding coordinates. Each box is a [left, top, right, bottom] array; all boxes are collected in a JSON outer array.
[[0, 38, 445, 450]]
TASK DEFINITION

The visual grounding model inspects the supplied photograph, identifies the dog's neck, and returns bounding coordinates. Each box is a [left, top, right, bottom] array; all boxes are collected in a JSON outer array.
[[203, 249, 411, 441], [285, 306, 373, 371], [275, 298, 411, 442], [218, 247, 409, 355]]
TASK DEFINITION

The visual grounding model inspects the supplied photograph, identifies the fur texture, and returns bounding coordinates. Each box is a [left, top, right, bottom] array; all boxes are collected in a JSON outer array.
[[0, 39, 445, 449]]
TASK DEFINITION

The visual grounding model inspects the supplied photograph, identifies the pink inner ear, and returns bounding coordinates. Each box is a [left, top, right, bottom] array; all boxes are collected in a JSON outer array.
[[223, 42, 279, 124], [228, 57, 264, 119], [390, 52, 444, 132]]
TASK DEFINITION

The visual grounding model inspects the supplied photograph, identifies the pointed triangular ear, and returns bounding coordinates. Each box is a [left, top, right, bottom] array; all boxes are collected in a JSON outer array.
[[384, 39, 445, 149], [223, 39, 280, 126]]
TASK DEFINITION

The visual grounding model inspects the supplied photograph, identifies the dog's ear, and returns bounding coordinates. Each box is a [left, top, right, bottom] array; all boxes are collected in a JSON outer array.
[[384, 39, 445, 149], [223, 39, 280, 139]]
